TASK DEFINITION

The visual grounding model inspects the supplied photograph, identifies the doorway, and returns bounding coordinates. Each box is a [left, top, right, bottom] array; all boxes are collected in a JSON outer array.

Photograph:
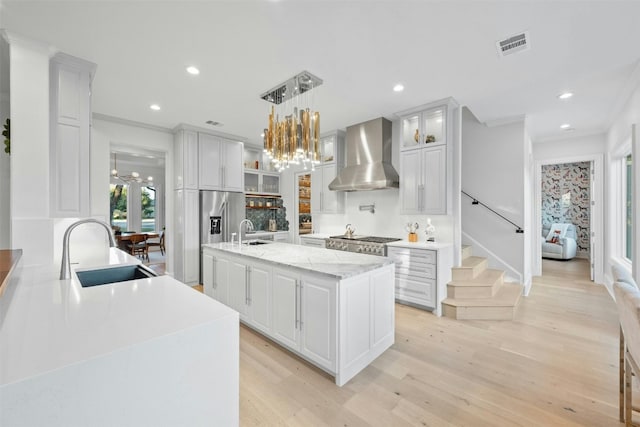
[[295, 172, 312, 240], [534, 154, 604, 284]]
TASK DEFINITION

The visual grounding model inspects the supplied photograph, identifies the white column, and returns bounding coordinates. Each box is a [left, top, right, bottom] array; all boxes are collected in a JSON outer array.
[[2, 31, 53, 266]]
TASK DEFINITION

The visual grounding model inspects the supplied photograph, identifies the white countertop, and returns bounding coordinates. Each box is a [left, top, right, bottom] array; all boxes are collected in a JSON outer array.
[[203, 242, 393, 279], [0, 248, 236, 386], [246, 230, 288, 237], [387, 240, 453, 250]]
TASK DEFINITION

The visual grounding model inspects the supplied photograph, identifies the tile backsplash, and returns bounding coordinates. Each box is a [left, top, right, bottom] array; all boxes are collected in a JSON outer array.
[[245, 196, 289, 231]]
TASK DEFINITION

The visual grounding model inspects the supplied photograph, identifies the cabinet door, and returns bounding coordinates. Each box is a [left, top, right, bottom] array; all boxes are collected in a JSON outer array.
[[184, 131, 199, 190], [400, 149, 422, 214], [320, 135, 336, 164], [422, 146, 446, 214], [401, 113, 421, 150], [321, 164, 343, 214], [198, 133, 222, 190], [248, 262, 271, 334], [310, 168, 323, 214], [300, 275, 336, 371], [262, 173, 280, 194], [223, 141, 244, 192], [183, 189, 200, 284], [214, 256, 230, 305], [227, 260, 248, 320], [202, 252, 214, 297], [422, 107, 446, 146], [271, 268, 299, 350]]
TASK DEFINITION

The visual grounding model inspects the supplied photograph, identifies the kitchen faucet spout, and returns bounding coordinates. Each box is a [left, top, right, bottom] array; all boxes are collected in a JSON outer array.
[[60, 219, 117, 280], [238, 219, 255, 246]]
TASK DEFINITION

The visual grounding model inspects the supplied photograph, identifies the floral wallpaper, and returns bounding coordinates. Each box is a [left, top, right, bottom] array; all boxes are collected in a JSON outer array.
[[541, 162, 590, 256]]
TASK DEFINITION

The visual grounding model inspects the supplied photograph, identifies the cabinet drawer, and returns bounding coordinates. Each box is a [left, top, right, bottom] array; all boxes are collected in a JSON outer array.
[[300, 238, 325, 248], [395, 263, 436, 280], [395, 277, 435, 306], [388, 248, 436, 264]]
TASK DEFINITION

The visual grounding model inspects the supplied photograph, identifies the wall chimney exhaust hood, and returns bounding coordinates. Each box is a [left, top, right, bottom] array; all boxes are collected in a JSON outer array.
[[328, 117, 399, 191]]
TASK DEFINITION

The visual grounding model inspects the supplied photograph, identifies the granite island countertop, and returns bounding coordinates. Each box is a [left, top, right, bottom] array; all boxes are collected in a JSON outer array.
[[203, 242, 394, 279]]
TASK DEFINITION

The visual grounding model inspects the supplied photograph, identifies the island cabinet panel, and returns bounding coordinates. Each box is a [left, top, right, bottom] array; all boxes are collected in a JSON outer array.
[[271, 268, 300, 350], [201, 245, 395, 386], [202, 252, 214, 297], [227, 260, 248, 319], [213, 256, 230, 305], [299, 275, 336, 371], [247, 261, 272, 335]]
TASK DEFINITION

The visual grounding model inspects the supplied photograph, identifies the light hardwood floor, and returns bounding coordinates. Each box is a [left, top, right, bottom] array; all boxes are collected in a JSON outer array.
[[234, 258, 625, 426]]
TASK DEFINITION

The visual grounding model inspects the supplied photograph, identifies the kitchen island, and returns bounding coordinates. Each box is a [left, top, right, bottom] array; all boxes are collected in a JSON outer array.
[[202, 241, 395, 386], [0, 248, 238, 426]]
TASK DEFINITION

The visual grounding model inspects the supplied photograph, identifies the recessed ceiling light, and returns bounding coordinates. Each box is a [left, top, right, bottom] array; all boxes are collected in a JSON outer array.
[[558, 92, 574, 100], [560, 123, 571, 129], [186, 66, 200, 75], [393, 84, 404, 92], [150, 104, 161, 111]]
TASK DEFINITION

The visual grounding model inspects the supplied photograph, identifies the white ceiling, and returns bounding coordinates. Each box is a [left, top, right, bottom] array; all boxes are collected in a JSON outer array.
[[3, 1, 640, 145]]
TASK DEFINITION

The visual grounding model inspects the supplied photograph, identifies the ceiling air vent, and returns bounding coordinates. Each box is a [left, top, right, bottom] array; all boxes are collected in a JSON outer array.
[[496, 31, 530, 57], [205, 120, 223, 127]]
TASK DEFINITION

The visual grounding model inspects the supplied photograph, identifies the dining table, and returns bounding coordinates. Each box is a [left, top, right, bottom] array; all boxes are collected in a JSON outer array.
[[116, 232, 160, 251]]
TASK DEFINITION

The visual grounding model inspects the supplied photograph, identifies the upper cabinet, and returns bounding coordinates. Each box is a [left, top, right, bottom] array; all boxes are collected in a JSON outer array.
[[397, 99, 458, 215], [318, 130, 345, 166], [311, 130, 345, 214], [199, 133, 244, 192], [400, 106, 446, 149], [174, 129, 199, 190], [174, 127, 244, 192], [49, 53, 96, 217], [244, 146, 280, 195]]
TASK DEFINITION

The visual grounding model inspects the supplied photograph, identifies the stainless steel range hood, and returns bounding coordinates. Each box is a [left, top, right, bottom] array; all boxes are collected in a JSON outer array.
[[328, 117, 399, 191]]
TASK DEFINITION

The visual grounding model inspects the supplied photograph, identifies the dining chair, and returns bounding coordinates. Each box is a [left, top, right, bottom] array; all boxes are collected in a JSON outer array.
[[127, 234, 149, 261], [147, 231, 165, 255]]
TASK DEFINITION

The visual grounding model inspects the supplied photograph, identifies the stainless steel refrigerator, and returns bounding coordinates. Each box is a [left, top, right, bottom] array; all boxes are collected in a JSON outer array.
[[200, 191, 245, 281]]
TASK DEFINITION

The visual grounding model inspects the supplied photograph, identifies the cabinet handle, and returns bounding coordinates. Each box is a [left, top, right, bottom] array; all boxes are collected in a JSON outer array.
[[299, 282, 304, 328], [222, 166, 226, 188], [245, 266, 249, 305], [212, 259, 217, 289], [295, 280, 299, 330]]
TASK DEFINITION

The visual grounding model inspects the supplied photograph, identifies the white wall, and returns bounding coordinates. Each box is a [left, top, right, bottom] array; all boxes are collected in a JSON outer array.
[[92, 118, 174, 274], [0, 37, 10, 248], [534, 133, 606, 160], [604, 64, 640, 289], [461, 107, 526, 283]]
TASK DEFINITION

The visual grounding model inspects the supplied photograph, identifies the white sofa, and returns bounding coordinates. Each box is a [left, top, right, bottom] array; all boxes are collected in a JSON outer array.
[[541, 223, 578, 260]]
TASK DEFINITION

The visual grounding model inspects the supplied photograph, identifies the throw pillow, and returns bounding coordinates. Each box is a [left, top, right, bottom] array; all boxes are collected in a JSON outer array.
[[547, 229, 561, 244], [545, 223, 570, 241]]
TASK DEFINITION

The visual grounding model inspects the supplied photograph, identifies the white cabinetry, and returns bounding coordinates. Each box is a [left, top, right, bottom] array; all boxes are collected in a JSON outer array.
[[201, 246, 394, 386], [311, 130, 345, 214], [244, 170, 280, 195], [199, 133, 244, 192], [202, 252, 230, 304], [300, 236, 326, 248], [174, 189, 200, 284], [400, 145, 446, 214], [49, 53, 96, 217], [387, 244, 453, 316], [397, 99, 457, 215], [174, 130, 199, 190]]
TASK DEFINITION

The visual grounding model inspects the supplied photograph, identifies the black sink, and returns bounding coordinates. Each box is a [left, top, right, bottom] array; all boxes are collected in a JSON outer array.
[[76, 264, 157, 287]]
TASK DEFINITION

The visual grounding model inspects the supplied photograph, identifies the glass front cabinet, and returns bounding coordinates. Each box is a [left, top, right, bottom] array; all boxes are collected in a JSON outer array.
[[397, 98, 457, 215]]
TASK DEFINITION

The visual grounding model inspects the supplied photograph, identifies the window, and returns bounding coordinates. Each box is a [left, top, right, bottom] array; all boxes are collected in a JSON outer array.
[[141, 186, 156, 232], [626, 154, 633, 261], [110, 183, 128, 231]]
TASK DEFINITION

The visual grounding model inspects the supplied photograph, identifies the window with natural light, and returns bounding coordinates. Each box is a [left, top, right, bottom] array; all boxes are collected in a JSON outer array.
[[141, 186, 156, 232], [110, 183, 128, 231], [626, 154, 633, 261]]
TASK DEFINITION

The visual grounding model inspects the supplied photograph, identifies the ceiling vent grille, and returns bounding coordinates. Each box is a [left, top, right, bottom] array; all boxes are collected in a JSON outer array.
[[496, 31, 530, 57], [205, 120, 223, 127]]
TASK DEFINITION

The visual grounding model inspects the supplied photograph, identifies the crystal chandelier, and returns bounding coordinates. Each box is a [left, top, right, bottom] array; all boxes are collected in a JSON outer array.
[[261, 71, 322, 172], [110, 153, 154, 186]]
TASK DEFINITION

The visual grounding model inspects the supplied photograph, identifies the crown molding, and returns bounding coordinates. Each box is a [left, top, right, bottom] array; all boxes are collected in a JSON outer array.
[[533, 128, 606, 144], [173, 123, 248, 143], [92, 112, 173, 134], [1, 29, 56, 57]]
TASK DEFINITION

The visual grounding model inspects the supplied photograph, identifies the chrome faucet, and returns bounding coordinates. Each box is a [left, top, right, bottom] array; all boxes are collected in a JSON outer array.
[[238, 219, 254, 246], [60, 219, 117, 280]]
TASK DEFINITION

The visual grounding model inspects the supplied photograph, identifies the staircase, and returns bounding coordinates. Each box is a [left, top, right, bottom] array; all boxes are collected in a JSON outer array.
[[442, 245, 522, 320]]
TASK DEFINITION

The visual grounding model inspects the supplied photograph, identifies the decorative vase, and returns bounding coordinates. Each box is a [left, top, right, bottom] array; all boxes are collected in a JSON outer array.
[[414, 129, 419, 143], [408, 232, 418, 242]]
